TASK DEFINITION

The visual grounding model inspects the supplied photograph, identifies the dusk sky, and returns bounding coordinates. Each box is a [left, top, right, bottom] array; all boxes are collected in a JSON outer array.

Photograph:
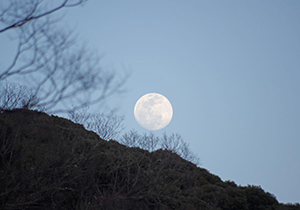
[[1, 0, 300, 204]]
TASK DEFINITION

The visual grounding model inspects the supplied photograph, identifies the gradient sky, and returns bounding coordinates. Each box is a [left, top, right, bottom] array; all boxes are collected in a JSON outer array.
[[1, 0, 300, 204]]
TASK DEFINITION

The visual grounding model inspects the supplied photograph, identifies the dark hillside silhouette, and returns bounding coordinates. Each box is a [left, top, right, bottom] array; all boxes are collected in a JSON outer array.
[[0, 109, 299, 209]]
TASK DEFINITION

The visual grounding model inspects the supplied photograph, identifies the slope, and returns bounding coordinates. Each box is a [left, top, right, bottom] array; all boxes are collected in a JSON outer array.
[[0, 109, 299, 210]]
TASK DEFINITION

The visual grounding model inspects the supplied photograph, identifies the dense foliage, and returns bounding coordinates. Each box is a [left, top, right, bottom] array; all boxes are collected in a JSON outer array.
[[0, 109, 299, 210]]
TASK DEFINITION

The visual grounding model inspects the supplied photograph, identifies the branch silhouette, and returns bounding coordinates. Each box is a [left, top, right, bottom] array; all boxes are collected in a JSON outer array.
[[0, 0, 127, 113]]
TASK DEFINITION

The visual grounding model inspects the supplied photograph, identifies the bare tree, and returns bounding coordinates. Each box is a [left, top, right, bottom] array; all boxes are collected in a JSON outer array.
[[0, 81, 43, 111], [160, 133, 181, 152], [86, 112, 125, 140], [68, 105, 91, 125], [120, 130, 159, 152], [120, 130, 200, 165], [138, 132, 159, 152], [120, 129, 141, 148], [68, 107, 125, 140], [160, 133, 200, 165], [0, 0, 127, 112]]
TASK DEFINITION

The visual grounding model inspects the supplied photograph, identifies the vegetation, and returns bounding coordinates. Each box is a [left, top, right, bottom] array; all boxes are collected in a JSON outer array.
[[68, 107, 200, 165], [1, 109, 299, 210], [0, 0, 127, 113], [1, 2, 298, 209], [0, 81, 43, 111]]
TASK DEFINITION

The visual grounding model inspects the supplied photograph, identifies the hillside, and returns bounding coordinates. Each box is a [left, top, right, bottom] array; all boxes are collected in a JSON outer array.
[[0, 109, 299, 210]]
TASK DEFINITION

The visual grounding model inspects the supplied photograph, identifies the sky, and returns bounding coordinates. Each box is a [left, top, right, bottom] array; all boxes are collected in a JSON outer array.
[[1, 0, 300, 204]]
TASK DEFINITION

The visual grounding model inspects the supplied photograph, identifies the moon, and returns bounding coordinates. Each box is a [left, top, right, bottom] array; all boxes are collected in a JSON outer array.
[[134, 93, 173, 130]]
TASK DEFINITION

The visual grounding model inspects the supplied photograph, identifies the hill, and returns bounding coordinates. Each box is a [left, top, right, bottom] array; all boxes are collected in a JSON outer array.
[[0, 109, 299, 210]]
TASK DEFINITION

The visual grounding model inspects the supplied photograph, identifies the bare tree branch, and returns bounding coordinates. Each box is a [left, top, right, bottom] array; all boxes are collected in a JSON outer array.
[[0, 0, 87, 33], [0, 81, 43, 111], [68, 107, 125, 140], [119, 131, 200, 165], [0, 0, 128, 112]]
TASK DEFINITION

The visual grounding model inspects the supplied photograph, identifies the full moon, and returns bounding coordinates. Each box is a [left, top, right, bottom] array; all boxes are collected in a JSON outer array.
[[134, 93, 173, 130]]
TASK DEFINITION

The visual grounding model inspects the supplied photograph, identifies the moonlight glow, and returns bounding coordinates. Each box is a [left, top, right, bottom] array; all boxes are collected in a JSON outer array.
[[134, 93, 173, 130]]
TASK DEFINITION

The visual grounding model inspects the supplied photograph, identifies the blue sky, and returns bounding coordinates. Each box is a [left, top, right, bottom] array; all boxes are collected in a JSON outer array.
[[1, 0, 300, 204]]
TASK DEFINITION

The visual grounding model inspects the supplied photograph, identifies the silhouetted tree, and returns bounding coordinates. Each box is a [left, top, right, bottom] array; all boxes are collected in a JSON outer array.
[[120, 130, 200, 165], [0, 81, 43, 111], [120, 129, 140, 148], [160, 132, 200, 165], [68, 105, 91, 125], [2, 110, 298, 210], [86, 112, 125, 140], [68, 107, 125, 140], [120, 130, 159, 152], [140, 132, 159, 152], [0, 0, 127, 112]]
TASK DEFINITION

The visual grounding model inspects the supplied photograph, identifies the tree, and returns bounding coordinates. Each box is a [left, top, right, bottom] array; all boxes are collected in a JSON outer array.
[[120, 130, 159, 152], [86, 112, 125, 140], [0, 81, 43, 111], [0, 0, 126, 112], [120, 129, 141, 148], [68, 105, 91, 125], [68, 106, 200, 165], [120, 130, 200, 165], [160, 132, 200, 165], [68, 107, 125, 140], [140, 132, 159, 152]]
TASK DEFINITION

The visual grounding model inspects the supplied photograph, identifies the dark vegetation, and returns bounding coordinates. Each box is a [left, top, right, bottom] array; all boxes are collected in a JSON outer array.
[[0, 0, 127, 113], [1, 2, 299, 209], [1, 109, 299, 210]]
